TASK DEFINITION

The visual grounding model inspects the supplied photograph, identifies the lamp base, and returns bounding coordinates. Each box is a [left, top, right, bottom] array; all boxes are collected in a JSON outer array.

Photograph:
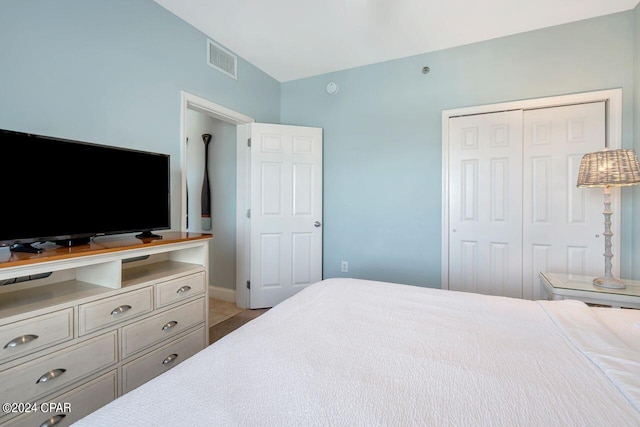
[[593, 276, 626, 290]]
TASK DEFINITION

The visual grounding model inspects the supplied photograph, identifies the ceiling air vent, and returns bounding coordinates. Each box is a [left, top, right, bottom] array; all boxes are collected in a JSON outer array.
[[207, 39, 237, 80]]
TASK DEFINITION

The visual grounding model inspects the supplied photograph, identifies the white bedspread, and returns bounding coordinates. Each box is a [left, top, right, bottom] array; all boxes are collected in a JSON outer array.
[[75, 278, 640, 426]]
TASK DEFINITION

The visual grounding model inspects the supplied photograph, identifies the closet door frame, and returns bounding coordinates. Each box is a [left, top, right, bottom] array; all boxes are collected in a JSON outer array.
[[441, 89, 622, 291]]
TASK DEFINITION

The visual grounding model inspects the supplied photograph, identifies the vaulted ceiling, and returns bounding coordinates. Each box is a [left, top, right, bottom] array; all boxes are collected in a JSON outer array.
[[154, 0, 640, 82]]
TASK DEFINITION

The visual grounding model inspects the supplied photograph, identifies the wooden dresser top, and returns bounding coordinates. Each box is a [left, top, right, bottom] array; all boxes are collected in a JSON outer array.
[[0, 232, 212, 269]]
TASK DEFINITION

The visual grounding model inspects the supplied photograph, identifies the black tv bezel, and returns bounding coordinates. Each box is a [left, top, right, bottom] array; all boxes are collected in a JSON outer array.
[[0, 129, 171, 249]]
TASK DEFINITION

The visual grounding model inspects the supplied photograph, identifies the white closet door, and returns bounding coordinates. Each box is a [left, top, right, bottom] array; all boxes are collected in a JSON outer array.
[[449, 110, 524, 298], [522, 102, 607, 300]]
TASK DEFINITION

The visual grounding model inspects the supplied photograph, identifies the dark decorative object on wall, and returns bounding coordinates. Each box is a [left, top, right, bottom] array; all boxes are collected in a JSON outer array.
[[185, 137, 189, 229], [201, 133, 212, 231]]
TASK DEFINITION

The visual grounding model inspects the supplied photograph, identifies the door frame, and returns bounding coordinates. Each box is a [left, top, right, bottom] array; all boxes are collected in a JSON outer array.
[[180, 91, 255, 308], [441, 89, 623, 291]]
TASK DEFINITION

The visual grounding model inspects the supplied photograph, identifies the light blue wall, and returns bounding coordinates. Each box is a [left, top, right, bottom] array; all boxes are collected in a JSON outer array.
[[2, 1, 639, 287], [0, 0, 280, 231], [281, 12, 636, 286]]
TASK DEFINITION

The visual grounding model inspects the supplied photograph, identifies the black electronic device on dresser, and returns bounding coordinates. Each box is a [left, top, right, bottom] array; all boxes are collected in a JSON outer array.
[[0, 128, 170, 253]]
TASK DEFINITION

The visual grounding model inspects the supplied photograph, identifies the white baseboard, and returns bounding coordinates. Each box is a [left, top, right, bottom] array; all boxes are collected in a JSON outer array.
[[209, 285, 236, 303]]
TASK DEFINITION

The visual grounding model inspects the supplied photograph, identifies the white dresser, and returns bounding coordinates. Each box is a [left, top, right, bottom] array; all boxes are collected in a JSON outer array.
[[0, 232, 211, 426]]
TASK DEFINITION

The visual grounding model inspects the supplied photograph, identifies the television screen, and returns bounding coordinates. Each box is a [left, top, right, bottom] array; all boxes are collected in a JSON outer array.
[[0, 129, 170, 249]]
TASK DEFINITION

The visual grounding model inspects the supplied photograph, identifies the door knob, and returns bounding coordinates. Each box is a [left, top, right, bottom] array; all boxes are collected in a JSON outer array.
[[314, 221, 322, 228]]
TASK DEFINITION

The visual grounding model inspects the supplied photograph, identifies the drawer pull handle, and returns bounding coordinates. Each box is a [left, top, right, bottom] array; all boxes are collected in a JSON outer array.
[[162, 353, 178, 365], [36, 368, 66, 384], [4, 334, 39, 349], [176, 285, 192, 294], [162, 321, 178, 331], [40, 414, 66, 427], [110, 305, 132, 316], [40, 414, 67, 427]]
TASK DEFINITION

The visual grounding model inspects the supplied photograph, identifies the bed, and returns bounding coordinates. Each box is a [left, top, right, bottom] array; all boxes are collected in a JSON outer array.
[[75, 278, 640, 426]]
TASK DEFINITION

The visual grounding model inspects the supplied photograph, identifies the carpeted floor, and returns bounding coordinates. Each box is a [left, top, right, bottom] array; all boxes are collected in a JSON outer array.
[[209, 298, 269, 345]]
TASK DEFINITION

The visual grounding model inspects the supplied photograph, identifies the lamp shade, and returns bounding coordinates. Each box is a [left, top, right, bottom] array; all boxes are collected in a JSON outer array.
[[576, 149, 640, 188]]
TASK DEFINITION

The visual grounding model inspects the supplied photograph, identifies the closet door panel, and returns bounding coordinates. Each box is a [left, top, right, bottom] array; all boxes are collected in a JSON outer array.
[[449, 111, 523, 298], [522, 102, 606, 300]]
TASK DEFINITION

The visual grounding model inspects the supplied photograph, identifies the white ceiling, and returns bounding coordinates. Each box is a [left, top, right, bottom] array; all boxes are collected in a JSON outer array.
[[154, 0, 639, 82]]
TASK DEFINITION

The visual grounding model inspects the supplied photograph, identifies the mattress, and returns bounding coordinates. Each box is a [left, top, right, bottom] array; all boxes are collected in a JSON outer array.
[[75, 278, 640, 426]]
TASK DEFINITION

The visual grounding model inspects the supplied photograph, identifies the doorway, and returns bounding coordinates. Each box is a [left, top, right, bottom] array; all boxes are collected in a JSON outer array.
[[180, 91, 254, 308], [180, 92, 324, 309], [185, 110, 238, 302]]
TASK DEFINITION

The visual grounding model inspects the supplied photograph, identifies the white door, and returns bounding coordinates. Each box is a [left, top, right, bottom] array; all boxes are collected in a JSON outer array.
[[447, 101, 613, 300], [522, 102, 607, 299], [249, 123, 323, 308], [449, 110, 524, 298]]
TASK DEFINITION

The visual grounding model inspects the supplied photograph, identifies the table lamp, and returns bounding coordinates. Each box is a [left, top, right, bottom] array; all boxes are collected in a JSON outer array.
[[577, 148, 640, 289]]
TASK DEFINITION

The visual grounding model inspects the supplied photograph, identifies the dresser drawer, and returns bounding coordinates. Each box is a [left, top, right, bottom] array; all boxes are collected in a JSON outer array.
[[5, 370, 117, 427], [121, 298, 205, 358], [0, 309, 73, 363], [78, 287, 153, 335], [156, 271, 205, 308], [122, 327, 205, 394], [0, 331, 117, 404]]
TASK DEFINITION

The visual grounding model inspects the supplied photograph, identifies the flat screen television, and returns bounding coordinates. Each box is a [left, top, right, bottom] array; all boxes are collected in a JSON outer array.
[[0, 129, 170, 253]]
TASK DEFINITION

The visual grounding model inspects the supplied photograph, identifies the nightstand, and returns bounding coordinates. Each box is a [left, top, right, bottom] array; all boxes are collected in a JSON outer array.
[[539, 272, 640, 309]]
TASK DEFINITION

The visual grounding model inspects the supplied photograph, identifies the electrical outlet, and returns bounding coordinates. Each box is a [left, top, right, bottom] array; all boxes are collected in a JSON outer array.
[[341, 261, 348, 273]]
